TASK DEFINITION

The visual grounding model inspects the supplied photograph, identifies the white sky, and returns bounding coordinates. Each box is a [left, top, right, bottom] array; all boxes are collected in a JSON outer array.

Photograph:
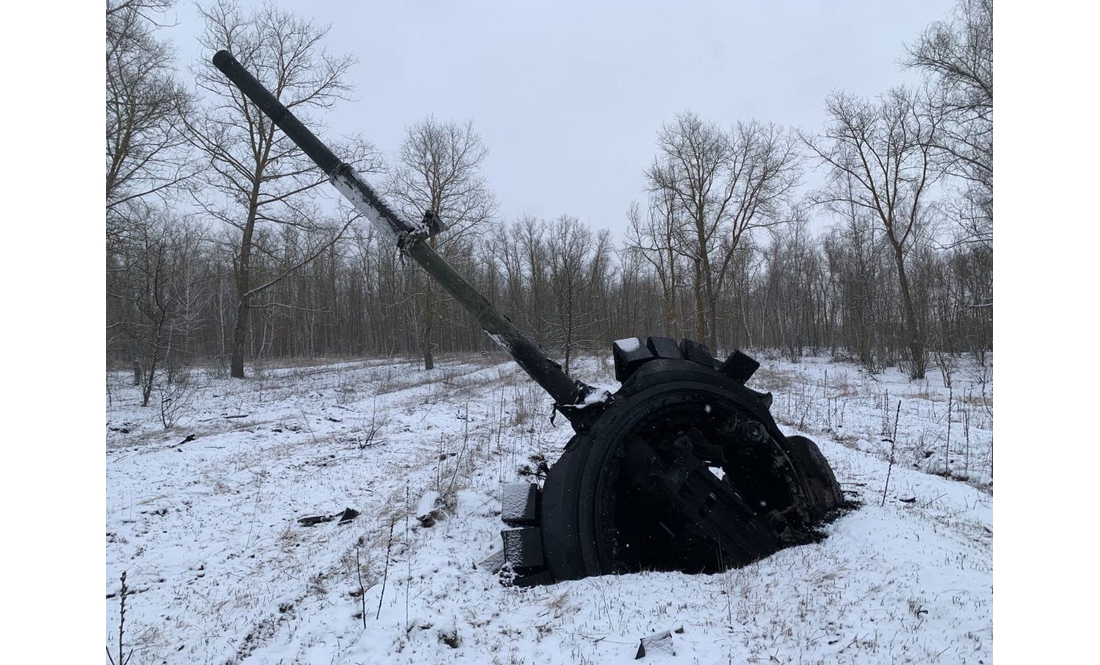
[[163, 0, 957, 239]]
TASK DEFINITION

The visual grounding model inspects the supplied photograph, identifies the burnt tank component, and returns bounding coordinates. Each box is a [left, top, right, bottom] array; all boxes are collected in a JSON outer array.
[[213, 51, 845, 587], [508, 337, 842, 585]]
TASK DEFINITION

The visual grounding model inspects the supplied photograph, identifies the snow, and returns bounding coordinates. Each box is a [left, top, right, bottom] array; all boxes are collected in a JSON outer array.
[[416, 491, 442, 522], [578, 386, 611, 408], [500, 483, 535, 524], [106, 352, 992, 664], [752, 353, 994, 488], [614, 337, 642, 353]]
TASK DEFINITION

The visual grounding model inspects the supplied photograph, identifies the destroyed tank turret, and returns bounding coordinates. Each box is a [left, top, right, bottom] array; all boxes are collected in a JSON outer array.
[[214, 50, 844, 587]]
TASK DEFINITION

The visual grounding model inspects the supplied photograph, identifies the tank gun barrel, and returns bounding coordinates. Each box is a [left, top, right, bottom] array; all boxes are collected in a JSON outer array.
[[212, 50, 596, 426]]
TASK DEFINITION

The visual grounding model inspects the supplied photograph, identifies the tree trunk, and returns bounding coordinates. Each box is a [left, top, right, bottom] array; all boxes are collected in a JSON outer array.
[[564, 310, 573, 377], [423, 281, 435, 371], [422, 236, 437, 371], [693, 259, 706, 344], [892, 246, 926, 379], [665, 246, 678, 338], [700, 244, 718, 352], [705, 280, 719, 353], [230, 296, 250, 378], [141, 314, 166, 407], [230, 182, 261, 379]]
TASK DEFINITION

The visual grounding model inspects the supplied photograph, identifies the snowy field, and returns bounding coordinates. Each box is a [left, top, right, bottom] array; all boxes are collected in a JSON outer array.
[[105, 351, 993, 664]]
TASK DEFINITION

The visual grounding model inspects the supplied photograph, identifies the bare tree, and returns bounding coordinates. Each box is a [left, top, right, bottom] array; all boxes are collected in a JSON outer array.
[[821, 191, 892, 370], [545, 215, 594, 375], [188, 0, 379, 378], [108, 211, 209, 406], [626, 191, 685, 339], [757, 213, 828, 360], [807, 89, 942, 379], [106, 0, 194, 245], [586, 227, 616, 349], [386, 117, 497, 370], [489, 219, 528, 334], [646, 113, 727, 348], [514, 215, 551, 347], [906, 0, 992, 249], [713, 122, 803, 331], [646, 113, 802, 351]]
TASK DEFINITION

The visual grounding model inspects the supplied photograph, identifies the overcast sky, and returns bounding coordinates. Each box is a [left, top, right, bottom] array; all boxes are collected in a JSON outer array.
[[164, 0, 957, 240]]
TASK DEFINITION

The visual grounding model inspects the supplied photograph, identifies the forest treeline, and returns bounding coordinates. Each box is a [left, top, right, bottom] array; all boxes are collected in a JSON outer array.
[[107, 0, 992, 406]]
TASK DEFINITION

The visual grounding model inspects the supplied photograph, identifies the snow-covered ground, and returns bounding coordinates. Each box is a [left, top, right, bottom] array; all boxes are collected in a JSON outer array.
[[105, 351, 992, 664]]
